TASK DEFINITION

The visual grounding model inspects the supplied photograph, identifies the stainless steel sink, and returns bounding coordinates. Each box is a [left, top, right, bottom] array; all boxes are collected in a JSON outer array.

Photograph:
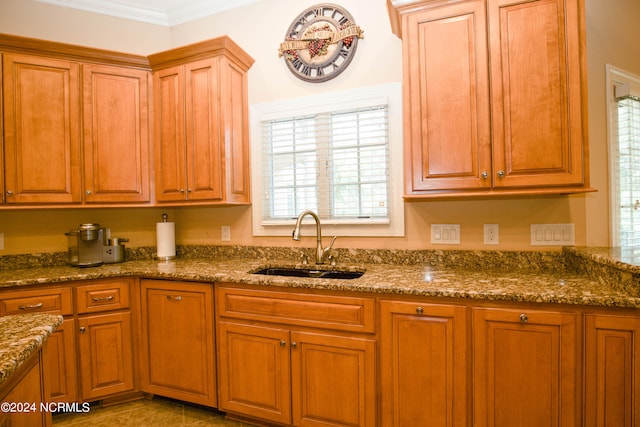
[[252, 267, 364, 280]]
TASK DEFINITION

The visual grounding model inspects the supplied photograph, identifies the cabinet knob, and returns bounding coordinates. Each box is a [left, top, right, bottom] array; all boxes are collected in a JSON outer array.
[[481, 171, 488, 180], [179, 189, 185, 193], [291, 341, 297, 349], [79, 327, 86, 333], [6, 190, 13, 196], [416, 306, 424, 315], [280, 340, 286, 347], [85, 190, 92, 195], [519, 313, 528, 323], [497, 170, 505, 178]]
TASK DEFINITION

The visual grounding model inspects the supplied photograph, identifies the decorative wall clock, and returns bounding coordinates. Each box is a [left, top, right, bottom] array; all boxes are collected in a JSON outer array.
[[278, 4, 364, 83]]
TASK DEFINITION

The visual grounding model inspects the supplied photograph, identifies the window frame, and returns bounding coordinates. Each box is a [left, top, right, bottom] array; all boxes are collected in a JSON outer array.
[[250, 83, 404, 237]]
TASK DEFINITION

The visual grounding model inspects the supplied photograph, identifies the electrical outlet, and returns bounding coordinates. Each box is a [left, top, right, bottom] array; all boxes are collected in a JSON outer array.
[[221, 225, 231, 242], [483, 224, 499, 245], [530, 224, 575, 246], [431, 224, 461, 244]]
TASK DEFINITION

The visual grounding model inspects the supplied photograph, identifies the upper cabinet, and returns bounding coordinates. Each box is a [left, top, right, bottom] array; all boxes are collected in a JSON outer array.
[[0, 34, 152, 207], [2, 52, 82, 204], [0, 34, 252, 209], [388, 0, 593, 198], [149, 37, 254, 205], [82, 64, 151, 204]]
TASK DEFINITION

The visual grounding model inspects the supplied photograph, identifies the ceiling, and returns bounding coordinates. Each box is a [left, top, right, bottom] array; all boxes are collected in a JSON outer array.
[[35, 0, 262, 26]]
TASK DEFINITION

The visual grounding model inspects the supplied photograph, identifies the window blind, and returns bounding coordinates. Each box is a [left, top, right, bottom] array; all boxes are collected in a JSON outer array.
[[616, 93, 640, 248], [261, 105, 389, 222]]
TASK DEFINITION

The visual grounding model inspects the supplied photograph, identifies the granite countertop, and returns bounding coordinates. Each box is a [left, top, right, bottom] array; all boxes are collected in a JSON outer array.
[[0, 313, 63, 386], [0, 247, 638, 308]]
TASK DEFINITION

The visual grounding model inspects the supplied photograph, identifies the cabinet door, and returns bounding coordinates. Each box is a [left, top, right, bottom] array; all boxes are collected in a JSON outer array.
[[217, 321, 291, 425], [82, 63, 150, 203], [2, 53, 81, 204], [402, 1, 491, 193], [488, 0, 585, 188], [473, 307, 578, 427], [185, 57, 223, 201], [141, 280, 216, 407], [43, 318, 77, 403], [153, 65, 187, 202], [291, 331, 376, 427], [380, 300, 467, 427], [77, 311, 135, 400], [219, 57, 251, 203], [584, 314, 640, 427]]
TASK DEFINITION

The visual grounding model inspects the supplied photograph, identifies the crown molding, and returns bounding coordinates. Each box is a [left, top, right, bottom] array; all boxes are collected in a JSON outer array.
[[35, 0, 261, 26]]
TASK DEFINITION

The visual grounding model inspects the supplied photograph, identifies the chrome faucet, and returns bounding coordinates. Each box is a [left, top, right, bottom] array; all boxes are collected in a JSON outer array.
[[292, 210, 337, 264]]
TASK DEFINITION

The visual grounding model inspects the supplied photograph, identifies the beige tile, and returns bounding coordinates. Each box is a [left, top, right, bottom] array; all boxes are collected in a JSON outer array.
[[52, 397, 254, 427]]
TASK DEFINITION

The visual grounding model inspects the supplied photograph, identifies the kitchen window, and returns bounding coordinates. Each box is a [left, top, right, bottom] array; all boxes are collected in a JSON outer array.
[[607, 65, 640, 250], [251, 83, 404, 237]]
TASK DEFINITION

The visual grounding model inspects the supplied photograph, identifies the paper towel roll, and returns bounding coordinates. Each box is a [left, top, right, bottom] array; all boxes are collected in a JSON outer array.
[[156, 221, 176, 260]]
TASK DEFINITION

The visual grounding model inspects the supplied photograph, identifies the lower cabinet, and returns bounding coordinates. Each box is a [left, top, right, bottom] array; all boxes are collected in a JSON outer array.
[[473, 307, 579, 427], [75, 279, 136, 401], [42, 319, 77, 403], [379, 300, 468, 427], [0, 350, 49, 427], [0, 287, 77, 403], [216, 285, 377, 427], [140, 280, 216, 407], [584, 313, 640, 427]]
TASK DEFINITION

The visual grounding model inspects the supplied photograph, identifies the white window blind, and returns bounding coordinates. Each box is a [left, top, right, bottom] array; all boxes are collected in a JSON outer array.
[[615, 89, 640, 247], [607, 65, 640, 252], [250, 83, 404, 237], [262, 106, 389, 221]]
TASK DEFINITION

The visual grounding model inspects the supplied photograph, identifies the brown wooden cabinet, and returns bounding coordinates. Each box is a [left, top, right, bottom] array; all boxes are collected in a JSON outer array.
[[140, 280, 216, 407], [82, 63, 151, 203], [75, 279, 136, 401], [388, 0, 590, 198], [2, 52, 82, 204], [473, 307, 579, 427], [149, 37, 253, 205], [216, 285, 377, 427], [379, 300, 468, 426], [584, 313, 640, 427], [0, 349, 50, 427], [0, 287, 77, 403]]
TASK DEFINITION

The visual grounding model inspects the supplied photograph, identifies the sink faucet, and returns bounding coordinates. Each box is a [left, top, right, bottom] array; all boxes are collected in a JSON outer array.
[[292, 210, 337, 264]]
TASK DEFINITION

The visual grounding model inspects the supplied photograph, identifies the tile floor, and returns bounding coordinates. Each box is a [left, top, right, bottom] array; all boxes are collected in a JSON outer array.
[[52, 397, 257, 427]]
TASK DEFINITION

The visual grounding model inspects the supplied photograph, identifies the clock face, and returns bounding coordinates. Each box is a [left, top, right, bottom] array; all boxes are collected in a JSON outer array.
[[279, 4, 363, 83]]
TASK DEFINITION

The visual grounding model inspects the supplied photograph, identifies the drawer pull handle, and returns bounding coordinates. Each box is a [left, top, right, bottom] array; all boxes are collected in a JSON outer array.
[[416, 307, 424, 315], [167, 295, 182, 302], [91, 295, 114, 302], [520, 313, 528, 323], [19, 302, 43, 310]]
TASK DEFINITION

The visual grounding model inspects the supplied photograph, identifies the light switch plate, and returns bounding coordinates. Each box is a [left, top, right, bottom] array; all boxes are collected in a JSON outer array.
[[530, 224, 574, 246], [431, 224, 461, 244]]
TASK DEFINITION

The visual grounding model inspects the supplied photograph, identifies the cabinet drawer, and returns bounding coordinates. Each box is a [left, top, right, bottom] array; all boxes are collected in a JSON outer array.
[[76, 279, 131, 314], [216, 286, 375, 333], [0, 287, 72, 316]]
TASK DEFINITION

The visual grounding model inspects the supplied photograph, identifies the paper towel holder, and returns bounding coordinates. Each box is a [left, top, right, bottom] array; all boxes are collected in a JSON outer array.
[[156, 213, 176, 261]]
